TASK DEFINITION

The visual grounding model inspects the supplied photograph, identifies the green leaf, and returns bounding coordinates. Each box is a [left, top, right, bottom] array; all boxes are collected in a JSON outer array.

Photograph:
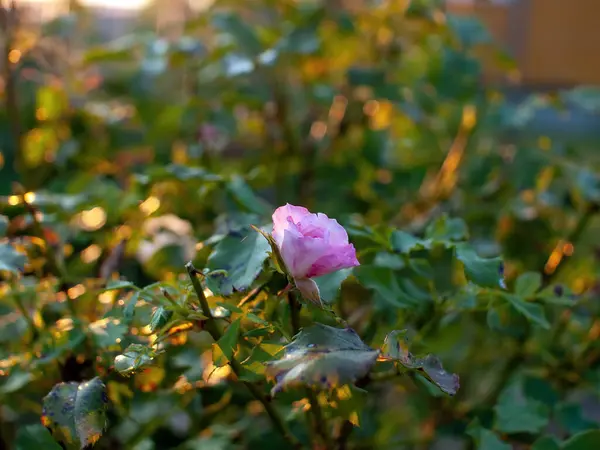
[[562, 430, 600, 449], [89, 318, 127, 348], [213, 319, 241, 367], [15, 424, 62, 450], [313, 268, 353, 304], [390, 230, 430, 253], [494, 381, 550, 434], [425, 215, 469, 242], [0, 243, 26, 274], [114, 344, 159, 376], [556, 402, 597, 434], [212, 12, 262, 55], [146, 164, 221, 182], [215, 302, 243, 313], [149, 307, 173, 332], [265, 324, 379, 395], [455, 244, 505, 288], [101, 280, 135, 291], [83, 46, 134, 65], [353, 266, 420, 308], [0, 215, 8, 236], [122, 291, 139, 322], [330, 384, 368, 427], [532, 436, 561, 450], [381, 330, 460, 396], [42, 377, 108, 449], [0, 369, 33, 395], [347, 67, 385, 88], [467, 422, 511, 450], [227, 175, 271, 216], [206, 229, 270, 295], [515, 272, 542, 297], [503, 294, 550, 329]]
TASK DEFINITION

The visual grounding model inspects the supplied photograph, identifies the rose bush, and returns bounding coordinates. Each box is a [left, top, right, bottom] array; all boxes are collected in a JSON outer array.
[[2, 1, 600, 449]]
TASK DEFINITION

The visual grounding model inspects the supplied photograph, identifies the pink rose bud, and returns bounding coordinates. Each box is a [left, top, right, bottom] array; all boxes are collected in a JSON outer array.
[[271, 204, 360, 303]]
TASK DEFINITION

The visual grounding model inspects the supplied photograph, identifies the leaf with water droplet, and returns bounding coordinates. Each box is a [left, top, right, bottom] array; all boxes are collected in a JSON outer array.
[[114, 344, 160, 376], [265, 324, 379, 395], [41, 377, 108, 449], [381, 330, 460, 396]]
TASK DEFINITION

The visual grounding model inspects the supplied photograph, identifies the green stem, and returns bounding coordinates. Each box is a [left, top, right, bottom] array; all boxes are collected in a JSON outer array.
[[186, 263, 301, 449], [287, 292, 334, 449]]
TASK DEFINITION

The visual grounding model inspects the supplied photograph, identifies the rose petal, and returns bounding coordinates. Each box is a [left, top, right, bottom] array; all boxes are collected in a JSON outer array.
[[306, 244, 360, 278], [272, 204, 360, 280], [272, 204, 310, 246], [280, 228, 328, 278], [297, 213, 349, 244]]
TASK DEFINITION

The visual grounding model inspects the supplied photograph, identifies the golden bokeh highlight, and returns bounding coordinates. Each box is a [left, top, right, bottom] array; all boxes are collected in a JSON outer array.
[[140, 196, 161, 216], [78, 207, 107, 231], [67, 284, 86, 299], [81, 244, 102, 264], [8, 49, 21, 64]]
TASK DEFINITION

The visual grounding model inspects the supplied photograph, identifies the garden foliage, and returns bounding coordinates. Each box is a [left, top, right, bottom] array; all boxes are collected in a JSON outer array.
[[1, 0, 600, 449]]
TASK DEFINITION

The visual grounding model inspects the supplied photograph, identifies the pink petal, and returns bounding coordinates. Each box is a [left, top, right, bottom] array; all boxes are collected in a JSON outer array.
[[280, 230, 332, 279], [297, 213, 349, 244], [306, 244, 360, 278], [272, 204, 310, 246]]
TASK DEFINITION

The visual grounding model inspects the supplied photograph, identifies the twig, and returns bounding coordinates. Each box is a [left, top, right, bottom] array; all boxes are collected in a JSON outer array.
[[288, 292, 334, 449], [185, 262, 302, 449]]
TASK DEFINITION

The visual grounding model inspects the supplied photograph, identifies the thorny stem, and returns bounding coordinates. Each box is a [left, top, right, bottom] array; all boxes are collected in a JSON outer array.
[[287, 292, 334, 450], [185, 263, 301, 449]]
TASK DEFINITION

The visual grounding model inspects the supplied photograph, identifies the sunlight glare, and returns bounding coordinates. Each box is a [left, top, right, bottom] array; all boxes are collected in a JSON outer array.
[[23, 0, 152, 10]]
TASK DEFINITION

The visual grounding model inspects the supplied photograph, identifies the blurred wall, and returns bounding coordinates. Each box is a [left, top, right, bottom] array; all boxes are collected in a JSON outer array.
[[448, 0, 600, 86]]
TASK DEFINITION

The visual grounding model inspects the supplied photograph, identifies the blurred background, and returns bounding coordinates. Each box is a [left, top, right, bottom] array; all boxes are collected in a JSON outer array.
[[2, 0, 600, 449]]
